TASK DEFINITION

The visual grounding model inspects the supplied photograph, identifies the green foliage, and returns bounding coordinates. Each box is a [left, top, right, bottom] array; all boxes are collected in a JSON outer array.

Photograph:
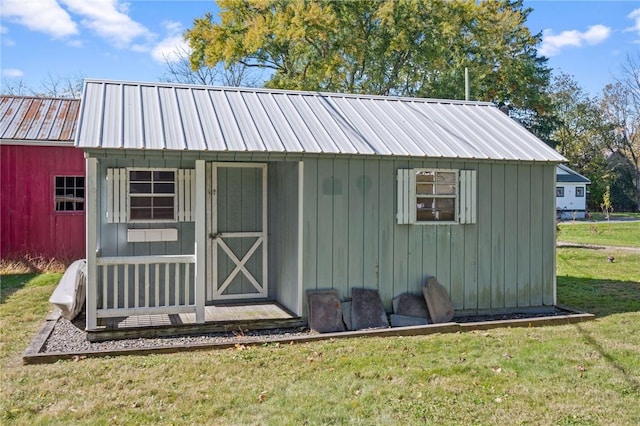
[[186, 0, 551, 112]]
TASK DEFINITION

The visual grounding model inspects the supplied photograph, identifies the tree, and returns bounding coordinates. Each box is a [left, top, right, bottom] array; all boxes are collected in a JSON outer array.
[[545, 72, 612, 209], [160, 45, 263, 87], [1, 73, 84, 98], [600, 53, 640, 210], [186, 0, 551, 115]]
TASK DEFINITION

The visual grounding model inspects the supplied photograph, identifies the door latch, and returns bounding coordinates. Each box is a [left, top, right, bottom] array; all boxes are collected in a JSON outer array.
[[209, 232, 221, 239]]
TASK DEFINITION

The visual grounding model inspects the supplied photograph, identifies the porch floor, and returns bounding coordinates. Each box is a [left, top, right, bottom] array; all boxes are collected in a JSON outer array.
[[90, 302, 306, 342]]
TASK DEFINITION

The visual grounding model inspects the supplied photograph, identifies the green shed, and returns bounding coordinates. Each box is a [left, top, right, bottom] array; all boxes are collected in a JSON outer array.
[[75, 79, 566, 332]]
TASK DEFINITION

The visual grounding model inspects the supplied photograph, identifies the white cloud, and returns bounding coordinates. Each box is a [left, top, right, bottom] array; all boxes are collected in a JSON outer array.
[[0, 0, 78, 39], [2, 68, 25, 78], [60, 0, 152, 48], [626, 8, 640, 42], [539, 24, 611, 57], [151, 34, 189, 63], [151, 21, 189, 64], [0, 25, 8, 34]]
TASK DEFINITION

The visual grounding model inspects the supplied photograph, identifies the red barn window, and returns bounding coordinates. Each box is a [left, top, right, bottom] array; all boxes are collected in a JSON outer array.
[[55, 176, 85, 211]]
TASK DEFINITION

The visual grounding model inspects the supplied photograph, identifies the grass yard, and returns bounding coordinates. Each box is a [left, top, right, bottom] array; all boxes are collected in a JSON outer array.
[[557, 219, 640, 248], [1, 248, 639, 424]]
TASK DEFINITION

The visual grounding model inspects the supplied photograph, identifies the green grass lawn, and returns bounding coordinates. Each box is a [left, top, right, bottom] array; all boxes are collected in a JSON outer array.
[[2, 249, 639, 424], [557, 220, 640, 248]]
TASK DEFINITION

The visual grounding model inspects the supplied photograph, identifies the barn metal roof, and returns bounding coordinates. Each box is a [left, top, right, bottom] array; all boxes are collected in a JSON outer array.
[[0, 95, 80, 145], [75, 79, 566, 162]]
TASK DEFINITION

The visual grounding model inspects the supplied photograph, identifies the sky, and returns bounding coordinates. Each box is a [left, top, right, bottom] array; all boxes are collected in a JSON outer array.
[[1, 0, 639, 97]]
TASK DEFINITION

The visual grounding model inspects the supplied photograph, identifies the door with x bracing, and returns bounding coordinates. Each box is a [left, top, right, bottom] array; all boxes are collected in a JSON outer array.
[[208, 163, 267, 301]]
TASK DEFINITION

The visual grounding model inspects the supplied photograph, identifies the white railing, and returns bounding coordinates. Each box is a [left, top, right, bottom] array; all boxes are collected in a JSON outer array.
[[95, 255, 196, 318]]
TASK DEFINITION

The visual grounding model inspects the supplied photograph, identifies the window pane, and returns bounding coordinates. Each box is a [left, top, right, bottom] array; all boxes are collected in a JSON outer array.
[[131, 197, 152, 207], [416, 171, 435, 182], [130, 170, 151, 181], [154, 182, 175, 194], [130, 208, 152, 220], [55, 175, 84, 212], [154, 171, 175, 181], [416, 183, 434, 195], [130, 182, 152, 194], [153, 208, 175, 220], [153, 196, 175, 207]]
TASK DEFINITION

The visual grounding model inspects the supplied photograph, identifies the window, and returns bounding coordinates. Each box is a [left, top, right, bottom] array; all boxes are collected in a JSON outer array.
[[556, 186, 565, 197], [415, 170, 457, 222], [576, 187, 584, 197], [128, 169, 176, 221], [106, 168, 194, 223], [397, 168, 476, 224], [55, 176, 84, 211]]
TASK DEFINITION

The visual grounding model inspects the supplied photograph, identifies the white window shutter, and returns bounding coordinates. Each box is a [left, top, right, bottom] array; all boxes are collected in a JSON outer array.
[[177, 169, 195, 222], [106, 168, 127, 223], [459, 170, 477, 224], [397, 169, 414, 224]]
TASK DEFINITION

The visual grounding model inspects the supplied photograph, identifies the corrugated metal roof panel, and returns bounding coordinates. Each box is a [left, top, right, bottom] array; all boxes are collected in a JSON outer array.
[[0, 95, 80, 145], [75, 79, 566, 162]]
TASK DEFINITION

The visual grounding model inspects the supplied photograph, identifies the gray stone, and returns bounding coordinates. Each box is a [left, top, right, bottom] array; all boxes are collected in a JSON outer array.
[[350, 288, 389, 330], [307, 290, 346, 333], [390, 314, 430, 327], [422, 276, 455, 323], [341, 299, 353, 330], [392, 293, 430, 318]]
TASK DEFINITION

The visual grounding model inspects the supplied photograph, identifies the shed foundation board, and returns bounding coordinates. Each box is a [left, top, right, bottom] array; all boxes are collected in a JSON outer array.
[[350, 288, 389, 330], [422, 276, 455, 323]]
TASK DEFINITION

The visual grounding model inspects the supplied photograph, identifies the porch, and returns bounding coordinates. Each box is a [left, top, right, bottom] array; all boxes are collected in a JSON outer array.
[[88, 302, 306, 342]]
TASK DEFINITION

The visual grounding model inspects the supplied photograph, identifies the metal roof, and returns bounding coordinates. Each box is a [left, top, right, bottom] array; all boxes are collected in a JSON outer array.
[[0, 95, 80, 145], [557, 164, 591, 183], [75, 79, 566, 162]]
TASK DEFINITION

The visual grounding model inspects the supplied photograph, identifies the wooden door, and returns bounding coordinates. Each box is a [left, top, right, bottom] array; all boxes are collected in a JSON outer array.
[[208, 163, 267, 300]]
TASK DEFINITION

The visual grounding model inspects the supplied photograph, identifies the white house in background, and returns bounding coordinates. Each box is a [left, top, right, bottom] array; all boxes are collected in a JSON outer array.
[[556, 164, 591, 219]]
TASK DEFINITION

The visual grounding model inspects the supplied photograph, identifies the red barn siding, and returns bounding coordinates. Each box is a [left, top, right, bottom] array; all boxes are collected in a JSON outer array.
[[1, 145, 85, 260]]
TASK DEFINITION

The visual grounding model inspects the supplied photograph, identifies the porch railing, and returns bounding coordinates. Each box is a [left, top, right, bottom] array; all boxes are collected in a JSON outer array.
[[95, 255, 196, 318]]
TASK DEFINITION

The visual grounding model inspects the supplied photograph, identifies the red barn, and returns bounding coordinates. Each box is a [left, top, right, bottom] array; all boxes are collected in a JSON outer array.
[[0, 96, 85, 261]]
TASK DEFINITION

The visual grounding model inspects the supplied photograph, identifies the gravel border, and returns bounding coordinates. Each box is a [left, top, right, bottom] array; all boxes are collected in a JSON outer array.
[[23, 306, 595, 364]]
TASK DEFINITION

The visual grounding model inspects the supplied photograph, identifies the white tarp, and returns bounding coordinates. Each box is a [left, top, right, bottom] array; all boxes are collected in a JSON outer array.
[[49, 259, 86, 320]]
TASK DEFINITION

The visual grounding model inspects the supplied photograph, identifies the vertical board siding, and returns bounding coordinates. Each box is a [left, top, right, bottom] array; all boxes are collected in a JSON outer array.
[[517, 165, 532, 307], [362, 160, 380, 288], [377, 159, 396, 305], [503, 165, 519, 308], [316, 160, 335, 290], [332, 158, 350, 298], [543, 168, 557, 305], [529, 166, 544, 306], [476, 164, 493, 309], [269, 162, 301, 314], [347, 158, 365, 288], [0, 145, 85, 260], [302, 157, 557, 313], [490, 163, 505, 308]]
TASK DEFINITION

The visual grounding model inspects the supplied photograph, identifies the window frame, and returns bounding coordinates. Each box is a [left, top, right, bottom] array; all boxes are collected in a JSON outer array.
[[126, 168, 178, 223], [413, 168, 459, 224], [54, 175, 85, 213], [575, 187, 584, 197], [556, 186, 565, 197]]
